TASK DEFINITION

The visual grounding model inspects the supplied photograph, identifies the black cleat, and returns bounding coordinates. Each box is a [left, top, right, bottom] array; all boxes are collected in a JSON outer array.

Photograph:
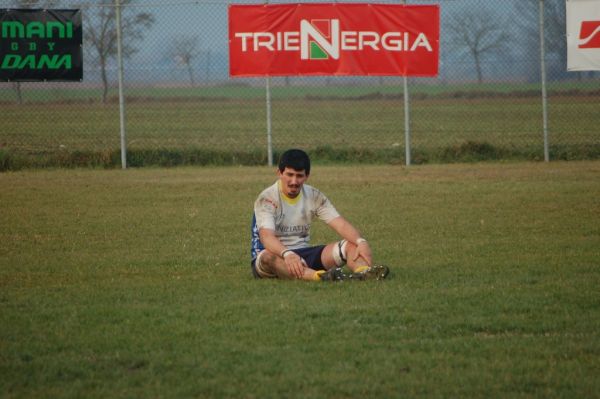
[[319, 267, 346, 282], [350, 264, 390, 281]]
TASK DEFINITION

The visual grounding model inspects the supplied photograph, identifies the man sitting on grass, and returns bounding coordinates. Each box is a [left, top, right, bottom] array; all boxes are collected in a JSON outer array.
[[250, 148, 389, 281]]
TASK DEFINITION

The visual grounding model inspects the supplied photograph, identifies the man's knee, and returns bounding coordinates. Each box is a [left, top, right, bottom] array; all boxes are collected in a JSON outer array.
[[325, 240, 349, 267], [260, 250, 279, 266], [254, 250, 280, 278]]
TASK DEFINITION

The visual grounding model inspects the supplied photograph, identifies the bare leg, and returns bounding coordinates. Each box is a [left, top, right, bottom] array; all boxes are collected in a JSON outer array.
[[258, 250, 318, 281], [321, 242, 369, 272], [345, 242, 370, 271]]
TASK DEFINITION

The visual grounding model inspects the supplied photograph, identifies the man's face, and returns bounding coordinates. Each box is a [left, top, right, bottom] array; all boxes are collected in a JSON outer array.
[[278, 167, 308, 198]]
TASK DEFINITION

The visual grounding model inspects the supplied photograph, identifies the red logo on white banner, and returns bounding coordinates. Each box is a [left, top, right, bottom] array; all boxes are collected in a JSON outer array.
[[578, 21, 600, 48]]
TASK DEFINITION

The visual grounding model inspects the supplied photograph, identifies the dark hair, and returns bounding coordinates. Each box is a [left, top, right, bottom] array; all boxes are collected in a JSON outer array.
[[278, 149, 310, 175]]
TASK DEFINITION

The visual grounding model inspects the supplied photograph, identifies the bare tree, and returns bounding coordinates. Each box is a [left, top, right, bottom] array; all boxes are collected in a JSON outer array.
[[171, 35, 200, 86], [447, 7, 511, 84], [82, 0, 154, 103], [514, 0, 569, 80], [7, 0, 61, 103]]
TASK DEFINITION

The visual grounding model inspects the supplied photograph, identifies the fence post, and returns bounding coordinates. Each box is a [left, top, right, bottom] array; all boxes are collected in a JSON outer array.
[[266, 76, 273, 166], [264, 0, 273, 167], [539, 0, 550, 162], [403, 0, 411, 166], [403, 75, 411, 166], [115, 0, 127, 169]]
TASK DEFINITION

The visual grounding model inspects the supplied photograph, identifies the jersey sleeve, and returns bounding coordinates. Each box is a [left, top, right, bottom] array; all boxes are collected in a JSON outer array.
[[313, 188, 340, 224], [253, 191, 278, 231]]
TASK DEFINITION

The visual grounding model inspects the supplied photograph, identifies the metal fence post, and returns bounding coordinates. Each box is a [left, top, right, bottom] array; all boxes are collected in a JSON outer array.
[[115, 0, 127, 169], [266, 76, 273, 167], [403, 0, 411, 166], [539, 0, 550, 162], [264, 0, 273, 167], [403, 74, 411, 166]]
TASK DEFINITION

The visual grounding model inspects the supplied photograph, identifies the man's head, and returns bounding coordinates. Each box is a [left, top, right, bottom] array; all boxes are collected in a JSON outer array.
[[277, 149, 310, 198], [278, 149, 310, 176]]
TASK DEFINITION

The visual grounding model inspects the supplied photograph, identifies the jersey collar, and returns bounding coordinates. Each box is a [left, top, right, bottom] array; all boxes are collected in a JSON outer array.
[[278, 180, 302, 205]]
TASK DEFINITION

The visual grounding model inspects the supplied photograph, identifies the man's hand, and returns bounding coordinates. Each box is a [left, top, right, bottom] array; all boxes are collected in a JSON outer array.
[[283, 251, 306, 279], [352, 241, 373, 267], [327, 217, 373, 267]]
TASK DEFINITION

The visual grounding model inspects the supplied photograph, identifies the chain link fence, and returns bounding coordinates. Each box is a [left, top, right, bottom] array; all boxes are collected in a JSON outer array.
[[1, 0, 598, 169]]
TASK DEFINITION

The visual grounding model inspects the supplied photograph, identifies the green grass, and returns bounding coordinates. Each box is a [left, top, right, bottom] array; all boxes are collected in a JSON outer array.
[[2, 95, 599, 161], [1, 162, 599, 398], [1, 80, 598, 102], [2, 80, 599, 168]]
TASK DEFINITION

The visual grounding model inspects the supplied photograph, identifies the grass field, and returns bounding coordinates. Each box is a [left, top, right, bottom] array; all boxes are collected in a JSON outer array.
[[2, 95, 599, 161], [1, 80, 598, 102], [2, 81, 598, 168], [1, 162, 599, 398]]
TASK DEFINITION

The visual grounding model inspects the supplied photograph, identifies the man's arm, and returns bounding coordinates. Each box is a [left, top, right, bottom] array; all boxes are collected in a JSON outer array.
[[259, 228, 305, 279], [327, 216, 373, 266]]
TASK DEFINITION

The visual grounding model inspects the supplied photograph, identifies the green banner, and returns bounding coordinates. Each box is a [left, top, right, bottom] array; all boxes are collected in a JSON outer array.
[[1, 9, 82, 81]]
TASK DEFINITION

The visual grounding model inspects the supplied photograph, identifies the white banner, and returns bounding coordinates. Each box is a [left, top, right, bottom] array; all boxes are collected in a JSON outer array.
[[567, 0, 600, 71]]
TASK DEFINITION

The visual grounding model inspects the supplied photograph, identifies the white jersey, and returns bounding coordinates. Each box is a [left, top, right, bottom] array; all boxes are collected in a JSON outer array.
[[251, 181, 340, 259]]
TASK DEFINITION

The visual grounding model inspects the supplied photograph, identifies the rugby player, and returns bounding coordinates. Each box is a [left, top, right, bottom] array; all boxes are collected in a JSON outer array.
[[251, 149, 389, 281]]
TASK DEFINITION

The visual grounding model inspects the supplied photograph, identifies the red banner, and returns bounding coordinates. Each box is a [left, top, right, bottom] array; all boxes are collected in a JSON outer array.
[[229, 3, 439, 77]]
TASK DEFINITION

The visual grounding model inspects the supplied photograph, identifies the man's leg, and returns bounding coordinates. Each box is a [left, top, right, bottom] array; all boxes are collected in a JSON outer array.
[[321, 241, 389, 280], [321, 241, 369, 272], [255, 250, 320, 281]]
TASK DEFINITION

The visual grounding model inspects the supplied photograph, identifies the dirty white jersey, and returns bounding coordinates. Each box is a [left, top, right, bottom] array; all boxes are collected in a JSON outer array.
[[251, 181, 340, 259]]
